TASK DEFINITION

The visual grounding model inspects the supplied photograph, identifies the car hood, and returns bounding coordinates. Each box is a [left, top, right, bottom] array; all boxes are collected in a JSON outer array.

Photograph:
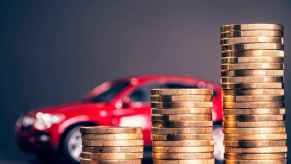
[[30, 102, 108, 115]]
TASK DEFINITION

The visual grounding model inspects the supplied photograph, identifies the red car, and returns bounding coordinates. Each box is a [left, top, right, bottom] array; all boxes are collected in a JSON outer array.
[[16, 75, 222, 163]]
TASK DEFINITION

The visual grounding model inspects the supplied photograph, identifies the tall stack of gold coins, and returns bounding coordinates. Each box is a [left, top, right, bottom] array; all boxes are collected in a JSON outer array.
[[151, 88, 215, 164], [80, 126, 144, 164], [220, 24, 287, 163]]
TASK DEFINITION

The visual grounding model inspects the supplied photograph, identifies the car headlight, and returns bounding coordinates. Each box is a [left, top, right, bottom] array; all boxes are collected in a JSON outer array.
[[34, 112, 64, 130]]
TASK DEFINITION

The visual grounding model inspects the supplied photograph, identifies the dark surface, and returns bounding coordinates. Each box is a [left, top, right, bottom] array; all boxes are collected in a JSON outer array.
[[0, 0, 291, 163]]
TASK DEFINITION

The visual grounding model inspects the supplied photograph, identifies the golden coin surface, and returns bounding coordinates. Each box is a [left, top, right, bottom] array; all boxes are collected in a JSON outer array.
[[152, 108, 212, 115], [225, 146, 287, 153], [151, 89, 212, 95], [80, 126, 141, 134], [221, 63, 283, 70], [223, 127, 286, 134], [224, 140, 286, 147], [221, 76, 283, 83], [221, 30, 283, 37], [221, 24, 283, 31], [224, 115, 284, 121], [221, 57, 283, 65], [80, 152, 143, 160], [152, 127, 212, 134], [220, 37, 283, 44], [82, 133, 142, 140], [152, 152, 214, 159], [152, 134, 213, 141], [153, 159, 214, 164], [80, 158, 141, 164], [223, 108, 285, 115], [223, 101, 284, 108], [223, 95, 284, 102], [224, 133, 287, 140], [153, 120, 213, 128], [225, 153, 287, 160], [153, 147, 214, 153], [82, 140, 143, 147], [152, 114, 212, 121], [221, 70, 283, 76], [222, 50, 284, 57], [221, 43, 283, 51], [151, 102, 213, 108], [223, 89, 284, 95], [222, 83, 283, 89], [224, 159, 286, 164], [151, 95, 212, 102], [152, 140, 213, 147], [224, 121, 285, 128], [82, 146, 144, 153]]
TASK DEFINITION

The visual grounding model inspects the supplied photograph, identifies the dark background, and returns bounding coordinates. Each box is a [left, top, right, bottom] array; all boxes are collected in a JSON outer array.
[[0, 0, 290, 163]]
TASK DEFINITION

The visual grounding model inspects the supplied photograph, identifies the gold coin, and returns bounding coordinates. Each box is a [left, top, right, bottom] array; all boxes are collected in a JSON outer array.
[[153, 120, 213, 128], [221, 58, 283, 65], [152, 108, 212, 115], [80, 152, 143, 160], [224, 115, 284, 121], [151, 89, 212, 95], [152, 140, 213, 147], [152, 127, 212, 134], [225, 153, 287, 160], [82, 133, 142, 140], [224, 121, 285, 128], [221, 24, 283, 31], [221, 70, 283, 76], [151, 102, 213, 108], [224, 127, 286, 134], [82, 140, 143, 147], [221, 63, 283, 70], [153, 159, 214, 164], [223, 95, 284, 102], [153, 147, 214, 153], [223, 108, 285, 115], [152, 152, 214, 159], [80, 158, 141, 164], [224, 140, 286, 147], [222, 83, 283, 89], [151, 95, 212, 102], [152, 134, 213, 141], [224, 133, 287, 140], [221, 43, 283, 51], [225, 146, 287, 153], [223, 89, 284, 95], [223, 101, 284, 108], [152, 114, 212, 121], [221, 76, 283, 83], [225, 159, 286, 164], [80, 126, 141, 134], [82, 146, 144, 153], [220, 37, 283, 45], [221, 30, 283, 37], [221, 50, 284, 57]]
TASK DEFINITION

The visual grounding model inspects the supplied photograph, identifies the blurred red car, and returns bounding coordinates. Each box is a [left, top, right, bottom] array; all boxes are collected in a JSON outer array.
[[16, 75, 222, 163]]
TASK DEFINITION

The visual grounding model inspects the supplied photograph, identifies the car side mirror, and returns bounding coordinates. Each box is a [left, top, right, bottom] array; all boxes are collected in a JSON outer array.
[[121, 97, 131, 108]]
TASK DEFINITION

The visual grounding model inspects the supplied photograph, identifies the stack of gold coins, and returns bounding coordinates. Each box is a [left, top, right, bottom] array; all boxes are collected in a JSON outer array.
[[220, 24, 287, 163], [151, 88, 215, 164], [80, 126, 144, 164]]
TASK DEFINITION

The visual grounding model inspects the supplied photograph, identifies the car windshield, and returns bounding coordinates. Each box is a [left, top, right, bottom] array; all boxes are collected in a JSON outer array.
[[87, 80, 130, 102]]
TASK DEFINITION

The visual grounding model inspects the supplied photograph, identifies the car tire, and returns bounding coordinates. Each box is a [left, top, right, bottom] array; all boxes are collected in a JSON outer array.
[[61, 124, 91, 164]]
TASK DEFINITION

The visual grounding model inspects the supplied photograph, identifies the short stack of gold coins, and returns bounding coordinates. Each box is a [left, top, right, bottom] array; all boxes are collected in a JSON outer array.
[[80, 126, 144, 164], [220, 24, 287, 163], [151, 88, 215, 164]]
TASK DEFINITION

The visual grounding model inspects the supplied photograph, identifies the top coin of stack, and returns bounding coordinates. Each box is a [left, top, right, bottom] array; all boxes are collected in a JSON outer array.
[[151, 88, 215, 164], [220, 23, 287, 163], [80, 126, 144, 164]]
